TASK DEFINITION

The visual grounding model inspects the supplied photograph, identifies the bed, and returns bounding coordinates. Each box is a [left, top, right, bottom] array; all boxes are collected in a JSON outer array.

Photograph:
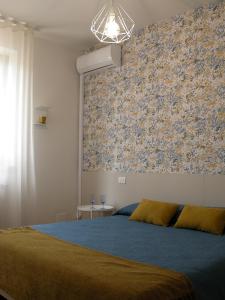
[[0, 204, 225, 300]]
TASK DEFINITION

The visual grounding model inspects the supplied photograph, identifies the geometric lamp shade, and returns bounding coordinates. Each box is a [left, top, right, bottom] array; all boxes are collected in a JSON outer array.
[[91, 0, 135, 44]]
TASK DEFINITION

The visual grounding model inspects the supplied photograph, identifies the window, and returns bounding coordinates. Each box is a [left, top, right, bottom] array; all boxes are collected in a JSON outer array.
[[0, 49, 18, 186]]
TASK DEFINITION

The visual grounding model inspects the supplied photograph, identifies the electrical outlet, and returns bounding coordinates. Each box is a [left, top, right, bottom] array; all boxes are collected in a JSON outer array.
[[118, 177, 126, 184]]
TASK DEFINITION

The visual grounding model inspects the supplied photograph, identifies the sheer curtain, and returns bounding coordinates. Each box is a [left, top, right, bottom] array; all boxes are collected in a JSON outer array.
[[0, 23, 35, 227]]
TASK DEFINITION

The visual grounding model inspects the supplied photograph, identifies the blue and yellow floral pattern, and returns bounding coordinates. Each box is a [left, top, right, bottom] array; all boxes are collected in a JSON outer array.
[[83, 2, 225, 175]]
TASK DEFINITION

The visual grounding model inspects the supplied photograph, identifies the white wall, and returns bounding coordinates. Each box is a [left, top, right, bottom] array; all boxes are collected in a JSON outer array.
[[23, 37, 79, 225], [82, 171, 225, 209]]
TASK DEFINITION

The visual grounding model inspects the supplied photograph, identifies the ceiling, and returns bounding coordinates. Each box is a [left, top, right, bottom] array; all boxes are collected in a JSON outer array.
[[0, 0, 220, 51]]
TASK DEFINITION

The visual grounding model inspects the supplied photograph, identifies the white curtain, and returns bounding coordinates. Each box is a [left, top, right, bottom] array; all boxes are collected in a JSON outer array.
[[0, 25, 35, 228]]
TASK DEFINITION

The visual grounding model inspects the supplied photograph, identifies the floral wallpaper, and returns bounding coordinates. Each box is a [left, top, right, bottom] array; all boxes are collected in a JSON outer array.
[[83, 2, 225, 175]]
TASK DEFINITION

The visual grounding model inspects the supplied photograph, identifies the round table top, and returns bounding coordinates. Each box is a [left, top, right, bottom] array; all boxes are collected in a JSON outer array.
[[77, 204, 114, 212]]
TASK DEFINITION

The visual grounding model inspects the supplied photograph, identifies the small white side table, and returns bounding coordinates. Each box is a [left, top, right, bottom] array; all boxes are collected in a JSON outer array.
[[76, 205, 114, 220]]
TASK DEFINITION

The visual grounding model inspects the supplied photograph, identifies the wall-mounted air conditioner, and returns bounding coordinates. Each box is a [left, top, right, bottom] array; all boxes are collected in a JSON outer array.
[[76, 45, 121, 74]]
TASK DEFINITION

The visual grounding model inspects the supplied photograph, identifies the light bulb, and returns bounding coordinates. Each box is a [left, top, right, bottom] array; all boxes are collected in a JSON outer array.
[[104, 13, 120, 39], [91, 0, 135, 43]]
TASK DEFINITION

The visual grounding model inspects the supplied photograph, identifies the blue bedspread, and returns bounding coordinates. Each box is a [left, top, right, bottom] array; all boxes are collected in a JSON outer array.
[[33, 215, 225, 300]]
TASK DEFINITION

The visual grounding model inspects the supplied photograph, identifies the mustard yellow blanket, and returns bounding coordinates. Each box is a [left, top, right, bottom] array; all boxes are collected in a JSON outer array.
[[0, 228, 194, 300]]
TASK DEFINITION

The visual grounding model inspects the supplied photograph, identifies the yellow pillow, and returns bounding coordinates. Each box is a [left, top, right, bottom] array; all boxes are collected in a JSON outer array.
[[129, 199, 179, 226], [175, 205, 225, 235]]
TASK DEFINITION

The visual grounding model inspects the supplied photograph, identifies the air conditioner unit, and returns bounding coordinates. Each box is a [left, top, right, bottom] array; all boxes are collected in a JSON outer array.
[[76, 45, 121, 74]]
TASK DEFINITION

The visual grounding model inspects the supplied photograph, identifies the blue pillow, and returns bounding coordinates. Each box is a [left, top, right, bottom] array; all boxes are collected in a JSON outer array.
[[170, 205, 184, 224], [114, 203, 138, 216]]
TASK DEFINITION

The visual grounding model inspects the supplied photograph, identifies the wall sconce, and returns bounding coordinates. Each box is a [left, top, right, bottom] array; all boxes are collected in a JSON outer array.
[[34, 106, 49, 128]]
